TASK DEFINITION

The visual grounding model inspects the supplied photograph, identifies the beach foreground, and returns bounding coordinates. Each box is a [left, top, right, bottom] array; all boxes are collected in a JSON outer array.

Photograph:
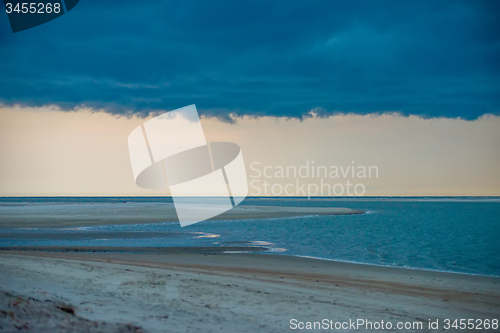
[[0, 250, 498, 332]]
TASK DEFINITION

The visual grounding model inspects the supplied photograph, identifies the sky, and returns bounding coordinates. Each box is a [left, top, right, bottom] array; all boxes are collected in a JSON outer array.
[[1, 0, 499, 120], [0, 1, 499, 196], [1, 106, 499, 196]]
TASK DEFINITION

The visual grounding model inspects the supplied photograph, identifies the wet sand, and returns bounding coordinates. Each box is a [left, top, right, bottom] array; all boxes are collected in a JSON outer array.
[[0, 249, 498, 332]]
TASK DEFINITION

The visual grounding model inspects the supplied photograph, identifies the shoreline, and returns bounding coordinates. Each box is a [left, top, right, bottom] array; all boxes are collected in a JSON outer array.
[[1, 251, 499, 332], [1, 246, 498, 279], [293, 254, 500, 279], [2, 249, 499, 296], [0, 204, 364, 228]]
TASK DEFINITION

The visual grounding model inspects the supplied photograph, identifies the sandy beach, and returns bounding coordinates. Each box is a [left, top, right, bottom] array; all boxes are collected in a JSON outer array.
[[0, 203, 363, 228], [1, 249, 498, 332]]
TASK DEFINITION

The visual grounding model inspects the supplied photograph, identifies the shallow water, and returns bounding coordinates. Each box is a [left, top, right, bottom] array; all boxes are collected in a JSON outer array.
[[1, 197, 499, 276]]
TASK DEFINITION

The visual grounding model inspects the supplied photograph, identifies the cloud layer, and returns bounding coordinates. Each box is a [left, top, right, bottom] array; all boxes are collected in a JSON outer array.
[[1, 0, 499, 119]]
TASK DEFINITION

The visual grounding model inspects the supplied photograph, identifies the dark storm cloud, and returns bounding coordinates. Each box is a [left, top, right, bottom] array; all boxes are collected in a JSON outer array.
[[0, 0, 499, 119]]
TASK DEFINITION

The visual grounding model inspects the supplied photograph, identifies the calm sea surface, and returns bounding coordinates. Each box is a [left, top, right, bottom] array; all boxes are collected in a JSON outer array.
[[1, 197, 499, 277]]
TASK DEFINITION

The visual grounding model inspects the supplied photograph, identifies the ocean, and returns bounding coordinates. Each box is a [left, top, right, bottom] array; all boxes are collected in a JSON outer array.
[[0, 197, 499, 277]]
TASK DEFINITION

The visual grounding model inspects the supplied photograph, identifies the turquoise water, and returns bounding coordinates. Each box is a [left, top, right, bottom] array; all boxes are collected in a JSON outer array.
[[1, 197, 499, 277]]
